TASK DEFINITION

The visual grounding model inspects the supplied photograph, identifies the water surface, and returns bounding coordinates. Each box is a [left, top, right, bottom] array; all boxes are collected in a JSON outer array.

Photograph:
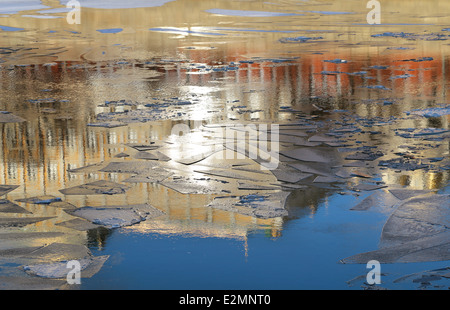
[[0, 0, 449, 290]]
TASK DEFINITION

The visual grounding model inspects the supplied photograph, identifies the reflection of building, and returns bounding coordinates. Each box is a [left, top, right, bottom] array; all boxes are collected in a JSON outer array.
[[0, 48, 448, 224], [0, 8, 449, 247], [0, 1, 449, 290], [0, 115, 288, 242], [2, 0, 450, 62]]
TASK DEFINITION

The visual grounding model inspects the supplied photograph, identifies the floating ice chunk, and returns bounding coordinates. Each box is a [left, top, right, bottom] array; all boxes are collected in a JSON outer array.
[[341, 194, 450, 264], [100, 161, 158, 174], [87, 121, 126, 128], [340, 231, 450, 264], [401, 57, 433, 62], [313, 176, 343, 183], [0, 112, 26, 123], [97, 28, 123, 34], [323, 59, 347, 64], [134, 151, 171, 161], [194, 168, 273, 182], [68, 162, 107, 173], [405, 106, 450, 118], [6, 242, 91, 262], [370, 65, 388, 69], [271, 163, 313, 183], [174, 146, 224, 165], [280, 147, 336, 163], [389, 74, 414, 79], [388, 189, 433, 200], [114, 152, 130, 158], [207, 191, 290, 219], [59, 180, 129, 195], [371, 32, 414, 38], [160, 176, 230, 195], [364, 85, 391, 90], [0, 185, 19, 196], [288, 162, 334, 176], [56, 218, 102, 231], [380, 194, 449, 246], [345, 150, 384, 161], [237, 182, 280, 191], [350, 190, 400, 211], [126, 143, 162, 151], [378, 158, 430, 171], [393, 267, 450, 284], [0, 276, 65, 290], [123, 167, 174, 183], [67, 204, 164, 228], [23, 255, 109, 279], [0, 232, 64, 241], [16, 195, 62, 204], [349, 183, 387, 192], [23, 259, 91, 279], [0, 199, 31, 214], [395, 128, 449, 138], [0, 217, 55, 228], [279, 36, 323, 43]]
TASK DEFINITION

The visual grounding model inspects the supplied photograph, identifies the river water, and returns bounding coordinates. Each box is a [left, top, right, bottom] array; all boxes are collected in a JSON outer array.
[[0, 0, 449, 290]]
